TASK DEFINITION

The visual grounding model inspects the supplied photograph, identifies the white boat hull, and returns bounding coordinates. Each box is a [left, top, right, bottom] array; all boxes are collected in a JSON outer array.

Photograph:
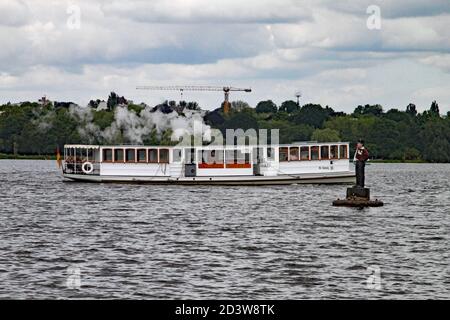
[[63, 171, 355, 185]]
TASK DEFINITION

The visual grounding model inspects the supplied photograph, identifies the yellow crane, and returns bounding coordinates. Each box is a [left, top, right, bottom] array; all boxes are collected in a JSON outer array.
[[136, 85, 252, 114]]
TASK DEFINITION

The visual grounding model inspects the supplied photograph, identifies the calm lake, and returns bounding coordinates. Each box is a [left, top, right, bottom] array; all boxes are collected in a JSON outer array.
[[0, 160, 448, 299]]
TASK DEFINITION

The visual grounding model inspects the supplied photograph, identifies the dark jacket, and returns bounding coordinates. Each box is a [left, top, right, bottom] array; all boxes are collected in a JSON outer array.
[[355, 147, 369, 162]]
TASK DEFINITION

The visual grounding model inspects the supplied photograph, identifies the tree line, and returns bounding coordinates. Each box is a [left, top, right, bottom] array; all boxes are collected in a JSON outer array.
[[0, 95, 449, 162]]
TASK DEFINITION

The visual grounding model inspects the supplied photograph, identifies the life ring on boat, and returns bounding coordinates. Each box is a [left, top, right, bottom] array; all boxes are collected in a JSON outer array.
[[82, 161, 94, 174]]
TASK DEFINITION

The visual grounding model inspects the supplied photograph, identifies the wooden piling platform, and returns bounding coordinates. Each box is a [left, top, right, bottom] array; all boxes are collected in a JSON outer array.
[[332, 198, 384, 207], [333, 186, 384, 207]]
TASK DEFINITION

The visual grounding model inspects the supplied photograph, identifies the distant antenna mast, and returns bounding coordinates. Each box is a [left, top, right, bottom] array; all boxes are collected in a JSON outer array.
[[295, 91, 302, 107]]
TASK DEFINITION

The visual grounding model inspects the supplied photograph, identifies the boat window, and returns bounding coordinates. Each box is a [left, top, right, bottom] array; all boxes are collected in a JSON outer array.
[[225, 150, 235, 164], [103, 149, 113, 162], [330, 145, 338, 159], [148, 149, 158, 163], [173, 149, 182, 162], [279, 147, 289, 162], [225, 149, 251, 168], [210, 150, 224, 164], [199, 150, 205, 163], [76, 148, 84, 162], [65, 148, 73, 160], [267, 147, 275, 161], [199, 150, 223, 164], [339, 145, 348, 159], [300, 146, 309, 160], [137, 149, 147, 162], [321, 146, 330, 160], [225, 149, 248, 163], [114, 149, 124, 162], [289, 147, 299, 161], [125, 149, 136, 162], [198, 150, 224, 168], [311, 146, 320, 160], [239, 150, 249, 164], [87, 149, 94, 161], [198, 150, 205, 163], [159, 149, 169, 163]]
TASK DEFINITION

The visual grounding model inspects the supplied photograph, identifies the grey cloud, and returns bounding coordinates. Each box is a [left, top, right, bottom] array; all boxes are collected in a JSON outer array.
[[99, 0, 313, 24], [0, 0, 449, 113], [0, 0, 30, 26], [321, 0, 450, 18]]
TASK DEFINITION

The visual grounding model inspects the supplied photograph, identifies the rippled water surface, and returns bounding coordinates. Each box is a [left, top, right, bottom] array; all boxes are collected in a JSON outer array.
[[0, 160, 448, 299]]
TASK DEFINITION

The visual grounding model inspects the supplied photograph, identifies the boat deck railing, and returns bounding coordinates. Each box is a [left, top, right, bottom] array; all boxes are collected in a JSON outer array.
[[63, 161, 100, 175]]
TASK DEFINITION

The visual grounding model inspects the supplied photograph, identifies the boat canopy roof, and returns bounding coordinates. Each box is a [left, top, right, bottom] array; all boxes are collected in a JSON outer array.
[[64, 141, 349, 149], [64, 144, 100, 149]]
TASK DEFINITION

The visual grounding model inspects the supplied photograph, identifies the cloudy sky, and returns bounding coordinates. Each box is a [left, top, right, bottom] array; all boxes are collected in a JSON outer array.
[[0, 0, 449, 113]]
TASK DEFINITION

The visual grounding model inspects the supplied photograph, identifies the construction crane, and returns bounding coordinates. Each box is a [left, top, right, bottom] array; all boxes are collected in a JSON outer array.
[[136, 85, 252, 114]]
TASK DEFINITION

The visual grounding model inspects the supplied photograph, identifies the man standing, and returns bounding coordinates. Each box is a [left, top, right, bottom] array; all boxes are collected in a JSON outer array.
[[354, 139, 369, 187]]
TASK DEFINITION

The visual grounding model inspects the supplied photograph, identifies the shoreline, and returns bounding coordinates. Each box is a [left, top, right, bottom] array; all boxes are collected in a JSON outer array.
[[0, 153, 56, 160]]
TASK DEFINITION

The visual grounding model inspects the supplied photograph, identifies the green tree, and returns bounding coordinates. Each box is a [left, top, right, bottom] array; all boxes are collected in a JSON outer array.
[[219, 111, 259, 133], [403, 147, 421, 161], [231, 100, 251, 112], [384, 109, 411, 122], [420, 119, 450, 162], [259, 120, 313, 144], [0, 104, 34, 153], [430, 100, 439, 116], [93, 110, 115, 130], [290, 104, 332, 128], [279, 100, 299, 113], [311, 128, 341, 142], [255, 100, 277, 113], [424, 138, 450, 162], [127, 104, 145, 114], [1, 97, 450, 163], [353, 104, 383, 117], [406, 103, 417, 116]]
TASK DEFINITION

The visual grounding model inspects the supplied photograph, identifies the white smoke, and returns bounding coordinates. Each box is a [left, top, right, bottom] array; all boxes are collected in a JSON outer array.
[[97, 101, 107, 111], [69, 104, 103, 144], [69, 104, 212, 145]]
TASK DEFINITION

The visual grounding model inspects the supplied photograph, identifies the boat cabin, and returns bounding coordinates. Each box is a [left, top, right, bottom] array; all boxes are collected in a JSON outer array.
[[63, 142, 350, 178]]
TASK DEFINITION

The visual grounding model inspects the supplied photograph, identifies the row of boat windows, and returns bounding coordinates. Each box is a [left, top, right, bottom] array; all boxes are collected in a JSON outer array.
[[102, 148, 251, 164], [102, 148, 170, 163], [198, 149, 251, 164], [101, 145, 349, 163], [196, 145, 348, 163], [279, 145, 348, 161]]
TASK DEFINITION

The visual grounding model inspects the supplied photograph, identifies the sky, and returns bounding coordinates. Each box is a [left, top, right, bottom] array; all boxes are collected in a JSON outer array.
[[0, 0, 449, 113]]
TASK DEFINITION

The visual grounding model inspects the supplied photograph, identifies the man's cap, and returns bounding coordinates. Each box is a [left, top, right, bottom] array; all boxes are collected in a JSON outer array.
[[358, 139, 365, 144]]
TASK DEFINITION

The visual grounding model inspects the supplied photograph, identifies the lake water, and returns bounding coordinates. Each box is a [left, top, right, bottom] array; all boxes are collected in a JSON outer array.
[[0, 160, 448, 299]]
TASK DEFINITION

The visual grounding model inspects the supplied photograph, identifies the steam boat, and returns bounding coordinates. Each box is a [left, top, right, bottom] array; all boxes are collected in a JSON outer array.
[[62, 142, 355, 185]]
